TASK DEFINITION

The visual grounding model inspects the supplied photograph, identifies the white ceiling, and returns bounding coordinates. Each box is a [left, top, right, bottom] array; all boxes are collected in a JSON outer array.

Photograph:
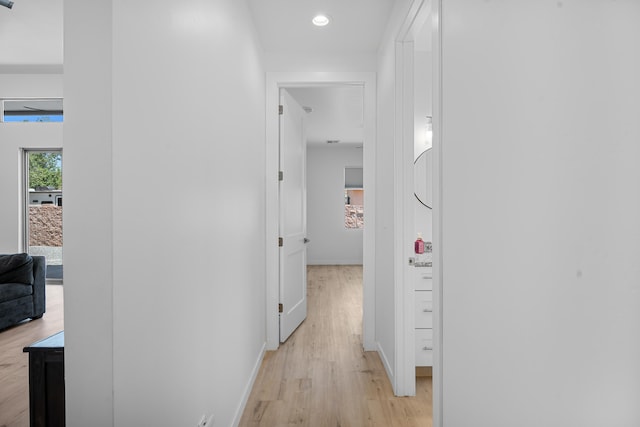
[[0, 0, 63, 65], [0, 0, 398, 63], [0, 0, 396, 147], [247, 1, 396, 148], [286, 86, 364, 146], [247, 0, 396, 53]]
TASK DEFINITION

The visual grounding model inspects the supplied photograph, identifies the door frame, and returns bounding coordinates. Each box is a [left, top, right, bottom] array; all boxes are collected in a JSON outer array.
[[265, 72, 377, 351], [393, 0, 443, 424]]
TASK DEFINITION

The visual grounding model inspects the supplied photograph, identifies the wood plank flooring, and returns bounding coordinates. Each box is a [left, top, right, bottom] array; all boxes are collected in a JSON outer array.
[[239, 265, 432, 427], [0, 271, 431, 427], [0, 285, 64, 427]]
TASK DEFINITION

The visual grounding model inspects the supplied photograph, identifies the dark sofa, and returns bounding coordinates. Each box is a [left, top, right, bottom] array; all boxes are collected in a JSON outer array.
[[0, 254, 46, 331]]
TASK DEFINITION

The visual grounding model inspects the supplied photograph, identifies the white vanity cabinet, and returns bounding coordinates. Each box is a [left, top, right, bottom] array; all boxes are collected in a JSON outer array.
[[414, 269, 433, 367]]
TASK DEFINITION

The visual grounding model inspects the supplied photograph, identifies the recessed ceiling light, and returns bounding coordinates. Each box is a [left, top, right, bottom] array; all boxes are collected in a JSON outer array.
[[312, 14, 330, 27]]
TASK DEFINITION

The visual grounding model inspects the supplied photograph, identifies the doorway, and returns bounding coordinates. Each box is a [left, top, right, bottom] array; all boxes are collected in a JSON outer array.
[[286, 86, 365, 264], [393, 0, 442, 422], [265, 72, 377, 352], [22, 149, 63, 281], [279, 85, 366, 343]]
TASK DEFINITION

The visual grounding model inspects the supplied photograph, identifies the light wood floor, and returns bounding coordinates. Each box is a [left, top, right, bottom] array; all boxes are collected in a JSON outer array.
[[239, 265, 432, 427], [0, 285, 64, 427]]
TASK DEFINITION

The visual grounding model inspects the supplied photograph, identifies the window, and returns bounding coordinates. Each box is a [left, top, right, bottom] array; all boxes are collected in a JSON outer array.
[[344, 167, 364, 229], [1, 99, 63, 123], [23, 150, 64, 281]]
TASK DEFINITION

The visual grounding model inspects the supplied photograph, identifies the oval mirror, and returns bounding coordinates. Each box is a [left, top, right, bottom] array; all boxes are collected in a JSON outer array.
[[414, 147, 432, 209]]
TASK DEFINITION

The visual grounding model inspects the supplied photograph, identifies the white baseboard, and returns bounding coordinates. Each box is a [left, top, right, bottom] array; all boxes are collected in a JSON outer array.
[[307, 260, 363, 265], [231, 342, 266, 427], [376, 341, 394, 391]]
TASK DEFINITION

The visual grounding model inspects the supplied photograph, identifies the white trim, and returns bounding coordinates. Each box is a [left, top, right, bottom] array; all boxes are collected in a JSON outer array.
[[432, 1, 444, 425], [19, 148, 29, 252], [397, 0, 426, 42], [231, 343, 266, 427], [394, 0, 438, 397], [20, 148, 34, 253], [394, 0, 444, 418], [307, 260, 363, 266], [377, 340, 394, 388], [265, 72, 377, 351], [392, 40, 405, 395], [393, 38, 418, 396], [19, 147, 64, 250], [0, 64, 64, 74], [401, 39, 417, 395]]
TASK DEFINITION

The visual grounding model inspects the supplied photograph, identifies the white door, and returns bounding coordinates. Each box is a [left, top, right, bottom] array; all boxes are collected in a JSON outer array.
[[279, 89, 308, 342]]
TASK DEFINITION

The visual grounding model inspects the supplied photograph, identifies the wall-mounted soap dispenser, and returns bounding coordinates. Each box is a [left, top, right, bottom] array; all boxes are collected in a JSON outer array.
[[415, 233, 425, 254], [412, 233, 432, 267]]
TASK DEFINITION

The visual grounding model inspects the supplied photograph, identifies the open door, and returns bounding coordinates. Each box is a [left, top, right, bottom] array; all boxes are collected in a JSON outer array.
[[279, 89, 308, 342]]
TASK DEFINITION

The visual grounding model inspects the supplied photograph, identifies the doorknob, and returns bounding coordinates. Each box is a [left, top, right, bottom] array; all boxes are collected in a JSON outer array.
[[303, 238, 310, 244]]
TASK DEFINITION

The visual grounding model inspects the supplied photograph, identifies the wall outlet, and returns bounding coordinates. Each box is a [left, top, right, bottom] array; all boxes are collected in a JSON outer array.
[[197, 414, 214, 427]]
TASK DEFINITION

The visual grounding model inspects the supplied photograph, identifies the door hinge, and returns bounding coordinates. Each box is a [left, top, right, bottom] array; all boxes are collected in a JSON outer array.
[[278, 237, 283, 247], [278, 303, 283, 313], [278, 171, 283, 181], [279, 105, 283, 115]]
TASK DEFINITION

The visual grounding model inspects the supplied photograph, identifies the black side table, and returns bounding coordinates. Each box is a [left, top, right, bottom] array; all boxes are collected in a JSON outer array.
[[23, 331, 65, 427]]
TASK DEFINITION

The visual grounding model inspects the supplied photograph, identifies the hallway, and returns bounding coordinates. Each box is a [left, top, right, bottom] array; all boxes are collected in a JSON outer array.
[[239, 265, 432, 426]]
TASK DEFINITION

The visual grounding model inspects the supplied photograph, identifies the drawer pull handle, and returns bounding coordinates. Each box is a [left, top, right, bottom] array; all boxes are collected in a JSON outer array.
[[422, 308, 432, 313], [423, 346, 433, 351]]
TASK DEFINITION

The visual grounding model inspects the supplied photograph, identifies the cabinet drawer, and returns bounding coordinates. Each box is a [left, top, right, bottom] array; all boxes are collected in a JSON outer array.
[[415, 329, 433, 367], [414, 291, 433, 328], [415, 270, 432, 291]]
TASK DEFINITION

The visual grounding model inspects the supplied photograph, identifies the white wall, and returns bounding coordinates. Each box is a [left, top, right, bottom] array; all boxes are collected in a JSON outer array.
[[64, 1, 266, 426], [265, 52, 377, 73], [440, 1, 640, 425], [374, 0, 412, 390], [0, 74, 63, 253], [307, 145, 363, 265], [64, 1, 115, 425], [0, 74, 63, 96]]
